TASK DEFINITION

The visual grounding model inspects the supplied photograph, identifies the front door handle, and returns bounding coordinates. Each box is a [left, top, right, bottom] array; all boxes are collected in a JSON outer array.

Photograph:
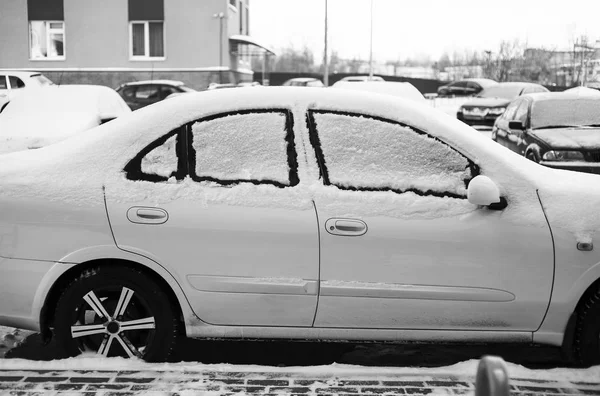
[[325, 218, 368, 237], [126, 207, 169, 225]]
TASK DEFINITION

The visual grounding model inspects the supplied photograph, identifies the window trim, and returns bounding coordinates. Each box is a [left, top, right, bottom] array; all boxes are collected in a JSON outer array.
[[306, 109, 479, 199], [129, 20, 166, 61], [29, 20, 66, 61], [124, 126, 188, 182], [187, 109, 299, 188]]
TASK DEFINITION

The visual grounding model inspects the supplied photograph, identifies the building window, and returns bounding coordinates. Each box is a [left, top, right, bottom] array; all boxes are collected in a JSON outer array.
[[229, 0, 237, 9], [130, 21, 164, 59], [29, 21, 65, 60]]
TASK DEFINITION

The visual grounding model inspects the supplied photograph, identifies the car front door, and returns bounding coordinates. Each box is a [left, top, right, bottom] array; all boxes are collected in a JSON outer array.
[[494, 99, 520, 148], [506, 99, 531, 155], [104, 109, 319, 327], [307, 110, 553, 331]]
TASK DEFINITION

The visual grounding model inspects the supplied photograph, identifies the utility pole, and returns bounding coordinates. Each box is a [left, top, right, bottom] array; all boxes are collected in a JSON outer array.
[[323, 0, 329, 86], [368, 0, 374, 80]]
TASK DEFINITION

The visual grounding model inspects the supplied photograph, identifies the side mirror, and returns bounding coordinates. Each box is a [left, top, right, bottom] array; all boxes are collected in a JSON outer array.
[[508, 120, 524, 130], [468, 176, 501, 206]]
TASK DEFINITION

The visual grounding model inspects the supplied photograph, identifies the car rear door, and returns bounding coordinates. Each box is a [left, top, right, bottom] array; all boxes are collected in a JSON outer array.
[[104, 109, 319, 327], [307, 110, 553, 332]]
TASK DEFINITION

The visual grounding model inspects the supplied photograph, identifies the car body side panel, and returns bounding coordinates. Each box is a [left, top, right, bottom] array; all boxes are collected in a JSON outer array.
[[0, 197, 115, 262], [0, 256, 54, 330]]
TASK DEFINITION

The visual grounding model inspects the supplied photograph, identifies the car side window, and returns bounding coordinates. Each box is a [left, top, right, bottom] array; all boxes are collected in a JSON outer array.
[[135, 85, 160, 100], [122, 86, 136, 99], [124, 128, 187, 182], [160, 85, 179, 99], [0, 76, 6, 90], [8, 77, 25, 89], [514, 100, 529, 125], [307, 111, 476, 198], [189, 110, 299, 188], [502, 100, 520, 120]]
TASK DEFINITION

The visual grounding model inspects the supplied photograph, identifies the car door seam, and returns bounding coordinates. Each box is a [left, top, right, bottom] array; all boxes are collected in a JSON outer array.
[[311, 199, 321, 327], [534, 188, 557, 334]]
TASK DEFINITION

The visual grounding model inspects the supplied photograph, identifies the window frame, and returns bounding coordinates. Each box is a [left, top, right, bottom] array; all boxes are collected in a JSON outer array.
[[29, 20, 66, 61], [129, 20, 166, 61], [306, 109, 479, 199], [124, 127, 188, 182], [187, 109, 299, 188]]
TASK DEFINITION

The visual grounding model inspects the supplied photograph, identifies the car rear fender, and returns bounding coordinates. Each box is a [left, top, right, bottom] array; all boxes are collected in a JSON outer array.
[[35, 245, 199, 333]]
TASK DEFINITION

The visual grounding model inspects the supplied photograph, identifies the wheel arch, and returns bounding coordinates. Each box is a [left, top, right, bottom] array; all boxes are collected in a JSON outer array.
[[37, 248, 198, 340]]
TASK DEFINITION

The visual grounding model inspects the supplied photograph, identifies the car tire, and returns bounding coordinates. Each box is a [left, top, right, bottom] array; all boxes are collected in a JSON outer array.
[[574, 287, 600, 366], [53, 265, 179, 362]]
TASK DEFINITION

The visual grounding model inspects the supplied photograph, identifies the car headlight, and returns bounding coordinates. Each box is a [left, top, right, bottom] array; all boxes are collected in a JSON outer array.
[[488, 107, 506, 115], [542, 150, 584, 161]]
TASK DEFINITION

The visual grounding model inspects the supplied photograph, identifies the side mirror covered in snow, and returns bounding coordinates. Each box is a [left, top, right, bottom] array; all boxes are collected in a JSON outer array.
[[467, 175, 504, 208]]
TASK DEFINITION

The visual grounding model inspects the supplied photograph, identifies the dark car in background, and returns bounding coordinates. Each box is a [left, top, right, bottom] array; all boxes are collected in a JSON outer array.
[[437, 78, 496, 97], [115, 80, 196, 110], [492, 92, 600, 174], [282, 77, 325, 87], [457, 82, 548, 127]]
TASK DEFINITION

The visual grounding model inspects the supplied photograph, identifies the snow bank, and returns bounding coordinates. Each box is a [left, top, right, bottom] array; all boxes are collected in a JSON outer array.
[[0, 355, 598, 384]]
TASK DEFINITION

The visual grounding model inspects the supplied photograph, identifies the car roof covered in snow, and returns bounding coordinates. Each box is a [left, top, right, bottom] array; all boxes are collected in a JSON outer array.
[[330, 81, 426, 102]]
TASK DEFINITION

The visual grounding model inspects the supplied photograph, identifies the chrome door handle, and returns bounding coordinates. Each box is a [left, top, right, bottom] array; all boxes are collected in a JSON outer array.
[[325, 218, 368, 237], [126, 207, 169, 224]]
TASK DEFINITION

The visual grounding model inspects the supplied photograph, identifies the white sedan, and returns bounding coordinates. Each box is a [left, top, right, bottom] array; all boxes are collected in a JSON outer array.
[[0, 84, 131, 154], [0, 87, 599, 364]]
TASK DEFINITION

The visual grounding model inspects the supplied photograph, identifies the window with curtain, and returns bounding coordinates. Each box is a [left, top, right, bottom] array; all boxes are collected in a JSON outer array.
[[29, 21, 65, 60], [130, 21, 164, 59]]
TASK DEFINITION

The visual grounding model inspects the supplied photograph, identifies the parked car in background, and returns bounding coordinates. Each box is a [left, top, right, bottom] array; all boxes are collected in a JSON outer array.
[[563, 86, 600, 96], [116, 80, 196, 110], [1, 88, 600, 366], [437, 78, 497, 97], [282, 77, 324, 87], [457, 82, 549, 127], [0, 85, 131, 154], [331, 80, 426, 103], [0, 70, 54, 112], [339, 75, 385, 82], [492, 92, 600, 174]]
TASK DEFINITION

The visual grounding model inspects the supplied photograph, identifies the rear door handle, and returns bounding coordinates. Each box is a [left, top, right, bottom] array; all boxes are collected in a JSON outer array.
[[126, 207, 168, 224], [325, 218, 367, 237]]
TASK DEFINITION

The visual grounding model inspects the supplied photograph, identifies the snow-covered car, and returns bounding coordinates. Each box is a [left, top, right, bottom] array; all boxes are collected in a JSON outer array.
[[492, 92, 600, 174], [339, 75, 385, 82], [457, 82, 549, 127], [331, 80, 426, 103], [1, 87, 600, 365], [0, 70, 54, 113], [282, 78, 324, 87], [0, 84, 131, 154]]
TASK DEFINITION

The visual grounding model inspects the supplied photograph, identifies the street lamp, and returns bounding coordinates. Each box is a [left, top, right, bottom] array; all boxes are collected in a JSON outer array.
[[213, 12, 225, 84], [323, 0, 329, 86]]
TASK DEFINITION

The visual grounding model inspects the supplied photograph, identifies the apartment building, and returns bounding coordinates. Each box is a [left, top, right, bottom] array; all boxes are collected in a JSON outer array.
[[0, 0, 274, 89]]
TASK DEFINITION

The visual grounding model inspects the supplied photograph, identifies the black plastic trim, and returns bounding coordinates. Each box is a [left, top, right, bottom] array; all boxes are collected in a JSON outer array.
[[124, 126, 188, 182]]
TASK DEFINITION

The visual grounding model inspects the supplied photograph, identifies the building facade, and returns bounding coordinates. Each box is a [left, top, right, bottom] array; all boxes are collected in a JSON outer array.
[[0, 0, 272, 90]]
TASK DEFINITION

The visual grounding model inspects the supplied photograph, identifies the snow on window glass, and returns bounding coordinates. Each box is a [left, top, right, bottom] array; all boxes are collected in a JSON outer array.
[[312, 112, 471, 196], [140, 134, 178, 178], [191, 112, 291, 185]]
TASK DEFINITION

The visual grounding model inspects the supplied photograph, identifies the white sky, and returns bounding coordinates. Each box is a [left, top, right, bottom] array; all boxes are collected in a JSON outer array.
[[249, 0, 600, 62]]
